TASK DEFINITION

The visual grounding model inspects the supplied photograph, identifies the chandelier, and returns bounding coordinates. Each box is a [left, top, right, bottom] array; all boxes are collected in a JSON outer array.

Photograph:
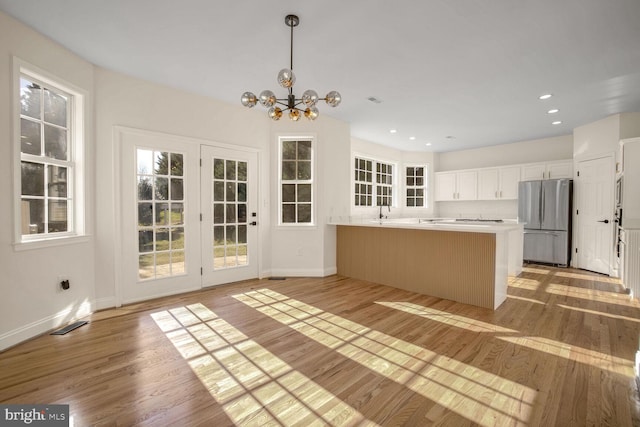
[[240, 14, 341, 121]]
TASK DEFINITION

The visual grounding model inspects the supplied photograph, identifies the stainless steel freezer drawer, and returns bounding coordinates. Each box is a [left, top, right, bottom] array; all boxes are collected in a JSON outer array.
[[523, 230, 569, 266]]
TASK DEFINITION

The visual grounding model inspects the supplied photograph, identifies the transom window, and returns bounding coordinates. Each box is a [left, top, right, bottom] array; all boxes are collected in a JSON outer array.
[[406, 166, 427, 207], [353, 156, 395, 207], [17, 69, 84, 243], [136, 149, 185, 280], [280, 138, 313, 225]]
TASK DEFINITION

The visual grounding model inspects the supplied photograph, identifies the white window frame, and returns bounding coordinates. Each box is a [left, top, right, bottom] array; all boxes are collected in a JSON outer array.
[[12, 58, 87, 250], [352, 154, 397, 208], [278, 135, 316, 227], [405, 164, 428, 208]]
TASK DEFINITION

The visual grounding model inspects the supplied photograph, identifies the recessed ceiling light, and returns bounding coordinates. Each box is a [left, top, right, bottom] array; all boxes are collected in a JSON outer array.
[[539, 94, 552, 100], [389, 129, 397, 134], [552, 121, 562, 125], [547, 109, 559, 114], [425, 143, 432, 146], [409, 136, 416, 141]]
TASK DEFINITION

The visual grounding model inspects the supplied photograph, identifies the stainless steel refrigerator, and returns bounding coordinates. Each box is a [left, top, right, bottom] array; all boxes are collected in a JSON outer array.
[[518, 179, 573, 266]]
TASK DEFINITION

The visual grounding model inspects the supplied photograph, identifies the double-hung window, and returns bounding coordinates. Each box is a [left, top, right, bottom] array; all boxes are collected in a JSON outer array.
[[406, 166, 427, 207], [15, 60, 85, 245], [279, 137, 314, 225], [354, 156, 395, 207]]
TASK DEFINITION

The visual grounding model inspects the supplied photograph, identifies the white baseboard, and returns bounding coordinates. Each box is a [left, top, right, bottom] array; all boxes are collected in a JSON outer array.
[[0, 302, 93, 352], [94, 296, 117, 311], [269, 267, 337, 277]]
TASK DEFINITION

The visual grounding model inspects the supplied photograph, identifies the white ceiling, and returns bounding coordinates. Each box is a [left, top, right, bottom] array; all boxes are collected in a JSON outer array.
[[2, 0, 640, 152]]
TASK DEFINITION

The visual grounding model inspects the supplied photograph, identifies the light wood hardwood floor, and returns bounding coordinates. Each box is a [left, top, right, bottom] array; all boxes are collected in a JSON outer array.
[[1, 265, 640, 426]]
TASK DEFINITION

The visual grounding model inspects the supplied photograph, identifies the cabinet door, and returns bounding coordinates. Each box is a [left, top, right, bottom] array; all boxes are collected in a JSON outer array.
[[499, 166, 521, 199], [457, 171, 478, 200], [478, 169, 499, 200], [547, 161, 573, 179], [435, 172, 456, 201], [521, 163, 546, 181]]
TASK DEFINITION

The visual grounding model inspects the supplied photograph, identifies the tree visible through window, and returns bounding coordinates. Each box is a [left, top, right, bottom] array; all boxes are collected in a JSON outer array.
[[19, 76, 72, 237], [137, 149, 185, 280]]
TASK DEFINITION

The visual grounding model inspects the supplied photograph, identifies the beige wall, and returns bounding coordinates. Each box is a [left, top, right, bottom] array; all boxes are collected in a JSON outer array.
[[436, 134, 574, 171], [0, 11, 96, 349]]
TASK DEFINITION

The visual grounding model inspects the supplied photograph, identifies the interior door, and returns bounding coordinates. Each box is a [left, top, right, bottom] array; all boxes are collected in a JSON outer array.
[[201, 145, 259, 286], [576, 155, 614, 274], [119, 129, 201, 304]]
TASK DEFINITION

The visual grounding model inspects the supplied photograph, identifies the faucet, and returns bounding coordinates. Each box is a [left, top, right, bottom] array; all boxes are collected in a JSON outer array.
[[379, 202, 391, 219]]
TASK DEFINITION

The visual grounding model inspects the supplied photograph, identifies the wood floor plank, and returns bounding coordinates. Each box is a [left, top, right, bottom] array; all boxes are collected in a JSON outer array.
[[1, 266, 640, 426]]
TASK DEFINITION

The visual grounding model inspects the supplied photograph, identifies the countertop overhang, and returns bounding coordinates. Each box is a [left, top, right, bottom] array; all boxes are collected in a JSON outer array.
[[329, 217, 524, 234]]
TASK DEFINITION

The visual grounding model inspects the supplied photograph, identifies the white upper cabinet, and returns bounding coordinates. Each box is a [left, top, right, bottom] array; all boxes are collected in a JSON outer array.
[[478, 166, 521, 200], [435, 170, 477, 201], [521, 160, 573, 181]]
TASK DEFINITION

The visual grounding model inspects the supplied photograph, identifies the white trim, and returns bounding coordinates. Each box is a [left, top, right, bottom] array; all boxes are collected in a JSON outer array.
[[94, 297, 117, 311], [113, 126, 262, 306], [269, 267, 337, 277], [0, 301, 93, 352], [351, 151, 399, 210], [12, 56, 88, 248], [277, 134, 317, 227]]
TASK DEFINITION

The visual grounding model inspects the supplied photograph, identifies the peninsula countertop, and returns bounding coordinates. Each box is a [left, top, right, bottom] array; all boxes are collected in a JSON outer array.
[[328, 217, 524, 234]]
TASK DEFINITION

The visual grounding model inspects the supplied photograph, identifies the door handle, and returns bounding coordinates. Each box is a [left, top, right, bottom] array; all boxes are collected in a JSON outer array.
[[249, 221, 258, 226], [597, 219, 609, 224]]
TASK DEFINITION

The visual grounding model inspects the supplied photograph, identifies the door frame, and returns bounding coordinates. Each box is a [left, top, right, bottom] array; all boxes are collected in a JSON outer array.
[[574, 152, 615, 273], [113, 126, 263, 307], [200, 145, 260, 287]]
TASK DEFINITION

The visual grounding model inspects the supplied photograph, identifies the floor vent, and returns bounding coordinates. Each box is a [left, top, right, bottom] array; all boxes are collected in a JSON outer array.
[[51, 321, 89, 335]]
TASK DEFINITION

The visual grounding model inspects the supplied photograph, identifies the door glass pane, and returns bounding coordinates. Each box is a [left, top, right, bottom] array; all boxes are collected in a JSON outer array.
[[211, 155, 251, 270], [136, 148, 187, 280]]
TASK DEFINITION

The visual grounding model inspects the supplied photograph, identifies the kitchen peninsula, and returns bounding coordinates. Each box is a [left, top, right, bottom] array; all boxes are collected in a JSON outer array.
[[333, 218, 523, 310]]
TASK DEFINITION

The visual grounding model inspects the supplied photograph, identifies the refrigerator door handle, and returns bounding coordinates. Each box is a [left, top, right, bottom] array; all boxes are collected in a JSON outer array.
[[524, 230, 560, 236]]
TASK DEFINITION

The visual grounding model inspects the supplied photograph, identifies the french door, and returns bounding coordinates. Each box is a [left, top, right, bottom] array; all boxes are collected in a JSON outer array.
[[118, 128, 260, 304], [200, 145, 259, 286], [119, 129, 201, 303]]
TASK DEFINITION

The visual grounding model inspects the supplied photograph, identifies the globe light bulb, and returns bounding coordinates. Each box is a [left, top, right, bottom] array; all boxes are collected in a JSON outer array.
[[241, 92, 257, 108], [304, 107, 319, 120], [259, 90, 277, 107], [302, 89, 319, 107], [277, 69, 296, 88], [268, 107, 283, 121], [289, 109, 301, 121], [325, 91, 342, 107]]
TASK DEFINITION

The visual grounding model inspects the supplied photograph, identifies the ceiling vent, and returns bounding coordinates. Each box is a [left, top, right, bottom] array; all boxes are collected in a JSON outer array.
[[367, 96, 383, 104]]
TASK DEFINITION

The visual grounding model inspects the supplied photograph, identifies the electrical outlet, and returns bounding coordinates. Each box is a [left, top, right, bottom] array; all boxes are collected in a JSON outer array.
[[296, 247, 303, 256], [57, 275, 70, 291]]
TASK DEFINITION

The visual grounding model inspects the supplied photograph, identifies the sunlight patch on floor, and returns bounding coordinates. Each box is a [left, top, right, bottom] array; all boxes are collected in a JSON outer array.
[[505, 294, 546, 305], [151, 303, 377, 426], [233, 289, 536, 427], [497, 335, 632, 376], [546, 283, 638, 306], [556, 303, 640, 324], [375, 301, 516, 333]]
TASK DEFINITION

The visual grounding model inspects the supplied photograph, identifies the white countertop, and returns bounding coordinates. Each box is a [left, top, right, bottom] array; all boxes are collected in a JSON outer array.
[[328, 217, 524, 234]]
